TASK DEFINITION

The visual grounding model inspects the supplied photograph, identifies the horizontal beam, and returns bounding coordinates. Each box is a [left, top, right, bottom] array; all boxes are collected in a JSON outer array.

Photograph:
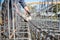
[[26, 2, 60, 4]]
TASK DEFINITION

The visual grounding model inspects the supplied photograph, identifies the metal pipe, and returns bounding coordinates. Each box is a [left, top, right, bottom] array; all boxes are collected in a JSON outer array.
[[7, 0, 10, 39], [11, 0, 15, 40]]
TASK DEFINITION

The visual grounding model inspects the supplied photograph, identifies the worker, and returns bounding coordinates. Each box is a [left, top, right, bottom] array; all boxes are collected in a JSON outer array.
[[14, 0, 32, 21]]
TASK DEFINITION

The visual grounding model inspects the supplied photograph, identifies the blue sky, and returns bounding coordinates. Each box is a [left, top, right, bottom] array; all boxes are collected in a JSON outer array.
[[25, 0, 45, 2], [0, 0, 4, 4], [0, 0, 4, 10], [0, 0, 40, 10], [0, 0, 45, 10], [0, 0, 44, 3]]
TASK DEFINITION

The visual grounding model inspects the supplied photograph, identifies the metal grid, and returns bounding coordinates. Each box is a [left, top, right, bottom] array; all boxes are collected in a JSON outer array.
[[1, 0, 60, 40]]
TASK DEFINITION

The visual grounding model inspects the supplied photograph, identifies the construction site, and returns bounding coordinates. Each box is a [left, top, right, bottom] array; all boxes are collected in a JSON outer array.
[[0, 0, 60, 40]]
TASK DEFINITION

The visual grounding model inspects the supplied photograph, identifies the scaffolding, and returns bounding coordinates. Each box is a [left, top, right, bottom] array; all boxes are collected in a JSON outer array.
[[0, 0, 60, 40]]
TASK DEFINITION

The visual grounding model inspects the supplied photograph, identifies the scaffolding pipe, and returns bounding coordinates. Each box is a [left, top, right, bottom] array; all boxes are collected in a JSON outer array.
[[7, 0, 10, 39], [26, 2, 60, 4], [11, 0, 15, 40]]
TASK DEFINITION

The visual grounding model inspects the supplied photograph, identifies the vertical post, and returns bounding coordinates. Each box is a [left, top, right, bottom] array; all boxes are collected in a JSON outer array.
[[39, 0, 42, 19], [58, 21, 60, 31], [0, 2, 1, 36], [0, 0, 1, 9], [56, 0, 60, 31], [56, 0, 58, 13], [58, 35, 59, 40], [51, 0, 53, 20], [28, 24, 32, 40], [11, 0, 15, 40], [56, 0, 58, 20], [7, 0, 10, 39], [15, 0, 17, 39], [0, 2, 2, 39], [0, 25, 1, 40]]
